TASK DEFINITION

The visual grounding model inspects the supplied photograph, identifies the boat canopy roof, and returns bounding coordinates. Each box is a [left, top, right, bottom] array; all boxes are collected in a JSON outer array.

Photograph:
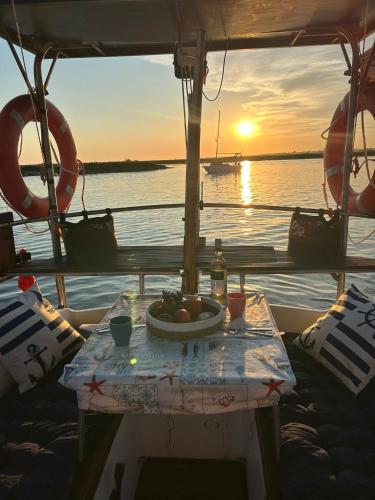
[[0, 0, 374, 59]]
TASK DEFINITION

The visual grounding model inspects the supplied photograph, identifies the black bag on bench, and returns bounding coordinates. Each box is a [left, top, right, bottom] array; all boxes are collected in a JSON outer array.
[[60, 210, 118, 264], [288, 208, 341, 261]]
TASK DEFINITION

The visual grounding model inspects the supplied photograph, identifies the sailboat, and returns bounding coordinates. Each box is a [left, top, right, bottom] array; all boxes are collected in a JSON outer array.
[[203, 111, 242, 174]]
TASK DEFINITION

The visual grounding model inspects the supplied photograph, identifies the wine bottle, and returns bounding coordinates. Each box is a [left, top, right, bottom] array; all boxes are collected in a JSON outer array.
[[210, 239, 227, 304]]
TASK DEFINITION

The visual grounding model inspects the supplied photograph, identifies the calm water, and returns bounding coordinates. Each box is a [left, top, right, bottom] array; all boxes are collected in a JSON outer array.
[[1, 159, 374, 309]]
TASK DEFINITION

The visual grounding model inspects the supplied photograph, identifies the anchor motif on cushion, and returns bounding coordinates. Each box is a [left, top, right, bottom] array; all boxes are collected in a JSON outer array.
[[24, 343, 55, 383], [357, 307, 375, 336]]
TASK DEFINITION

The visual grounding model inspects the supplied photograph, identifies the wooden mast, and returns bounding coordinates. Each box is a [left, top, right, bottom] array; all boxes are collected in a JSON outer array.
[[183, 31, 205, 293]]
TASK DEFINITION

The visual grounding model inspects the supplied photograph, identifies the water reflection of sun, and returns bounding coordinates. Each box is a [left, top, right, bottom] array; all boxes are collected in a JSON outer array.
[[240, 160, 252, 205]]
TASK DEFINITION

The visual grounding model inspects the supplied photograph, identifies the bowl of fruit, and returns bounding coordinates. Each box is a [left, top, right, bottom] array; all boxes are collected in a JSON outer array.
[[146, 291, 225, 340]]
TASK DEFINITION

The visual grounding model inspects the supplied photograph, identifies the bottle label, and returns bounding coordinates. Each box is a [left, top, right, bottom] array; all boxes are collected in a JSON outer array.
[[211, 270, 226, 300], [210, 271, 225, 280]]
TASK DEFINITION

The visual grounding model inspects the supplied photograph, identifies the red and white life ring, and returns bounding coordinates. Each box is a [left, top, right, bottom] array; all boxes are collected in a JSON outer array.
[[324, 89, 375, 214], [0, 94, 79, 218]]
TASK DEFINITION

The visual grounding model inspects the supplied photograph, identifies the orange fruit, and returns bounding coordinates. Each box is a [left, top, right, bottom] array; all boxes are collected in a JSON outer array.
[[173, 308, 192, 323], [183, 298, 203, 317]]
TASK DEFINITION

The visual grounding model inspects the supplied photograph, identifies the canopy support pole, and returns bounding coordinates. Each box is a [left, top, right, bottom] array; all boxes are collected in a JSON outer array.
[[183, 31, 205, 293], [44, 52, 59, 93], [7, 40, 35, 98], [34, 52, 67, 307], [337, 31, 361, 298]]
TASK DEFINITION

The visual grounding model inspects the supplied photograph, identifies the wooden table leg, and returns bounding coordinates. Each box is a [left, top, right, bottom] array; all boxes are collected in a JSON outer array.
[[255, 405, 281, 500]]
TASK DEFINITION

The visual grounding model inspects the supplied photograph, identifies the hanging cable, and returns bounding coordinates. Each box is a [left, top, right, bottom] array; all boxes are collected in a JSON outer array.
[[321, 114, 342, 140], [348, 227, 375, 244], [315, 2, 373, 241], [6, 2, 51, 234], [181, 76, 188, 152], [181, 72, 191, 158], [18, 131, 23, 159], [8, 1, 83, 241], [355, 6, 374, 195], [202, 39, 229, 102], [10, 0, 44, 159], [0, 190, 50, 235], [50, 141, 80, 177], [347, 1, 375, 245], [78, 160, 87, 213], [176, 0, 188, 156], [180, 66, 188, 153], [184, 75, 190, 102], [321, 2, 370, 215], [10, 0, 27, 76], [188, 77, 193, 95], [321, 1, 368, 142], [50, 141, 86, 212], [360, 109, 374, 183], [360, 0, 369, 71]]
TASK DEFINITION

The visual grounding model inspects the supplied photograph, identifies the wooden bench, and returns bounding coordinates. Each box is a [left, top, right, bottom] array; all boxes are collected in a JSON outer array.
[[1, 245, 375, 278]]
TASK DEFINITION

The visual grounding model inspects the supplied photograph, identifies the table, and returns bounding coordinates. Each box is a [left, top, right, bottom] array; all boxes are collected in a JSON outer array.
[[60, 293, 295, 414], [60, 293, 295, 499]]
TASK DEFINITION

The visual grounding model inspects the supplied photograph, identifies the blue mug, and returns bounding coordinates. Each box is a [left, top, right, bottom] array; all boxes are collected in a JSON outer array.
[[109, 315, 132, 346]]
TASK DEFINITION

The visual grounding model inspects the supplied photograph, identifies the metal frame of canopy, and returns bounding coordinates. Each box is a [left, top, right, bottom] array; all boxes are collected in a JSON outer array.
[[0, 0, 374, 57], [0, 1, 372, 305]]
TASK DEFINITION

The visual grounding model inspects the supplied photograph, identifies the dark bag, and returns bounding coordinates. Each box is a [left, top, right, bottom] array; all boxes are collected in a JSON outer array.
[[60, 211, 118, 264], [288, 208, 341, 261]]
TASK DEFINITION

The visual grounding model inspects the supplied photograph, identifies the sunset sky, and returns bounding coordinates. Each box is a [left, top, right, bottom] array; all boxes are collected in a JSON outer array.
[[0, 39, 361, 163]]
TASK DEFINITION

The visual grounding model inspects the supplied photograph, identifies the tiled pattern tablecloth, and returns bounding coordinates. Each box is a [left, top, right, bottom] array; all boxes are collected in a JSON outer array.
[[59, 294, 296, 414]]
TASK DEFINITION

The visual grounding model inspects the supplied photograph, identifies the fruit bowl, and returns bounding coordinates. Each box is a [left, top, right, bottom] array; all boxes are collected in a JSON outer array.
[[146, 295, 224, 340]]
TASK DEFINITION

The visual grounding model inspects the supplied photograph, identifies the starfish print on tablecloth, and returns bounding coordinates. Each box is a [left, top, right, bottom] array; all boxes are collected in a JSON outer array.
[[262, 378, 284, 397], [163, 361, 179, 370], [160, 371, 177, 386], [84, 375, 106, 394]]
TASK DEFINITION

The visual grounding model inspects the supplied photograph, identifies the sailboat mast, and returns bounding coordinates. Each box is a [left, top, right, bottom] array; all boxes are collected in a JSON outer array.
[[215, 110, 221, 159]]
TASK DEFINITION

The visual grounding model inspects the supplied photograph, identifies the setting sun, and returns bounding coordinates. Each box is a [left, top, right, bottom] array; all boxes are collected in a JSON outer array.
[[236, 120, 256, 137]]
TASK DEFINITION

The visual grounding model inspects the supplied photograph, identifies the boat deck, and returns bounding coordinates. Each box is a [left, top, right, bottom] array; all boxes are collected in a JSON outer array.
[[2, 245, 375, 279]]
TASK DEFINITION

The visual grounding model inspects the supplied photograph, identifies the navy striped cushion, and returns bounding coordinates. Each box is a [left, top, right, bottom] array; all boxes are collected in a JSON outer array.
[[294, 285, 375, 394], [0, 284, 84, 393]]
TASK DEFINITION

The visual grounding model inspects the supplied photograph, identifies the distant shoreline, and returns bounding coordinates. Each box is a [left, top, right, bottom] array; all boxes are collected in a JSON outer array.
[[20, 160, 168, 176], [150, 148, 375, 164], [20, 149, 375, 175]]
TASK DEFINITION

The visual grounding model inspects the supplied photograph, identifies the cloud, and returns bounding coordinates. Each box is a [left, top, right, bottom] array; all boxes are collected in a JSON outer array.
[[144, 45, 348, 124], [143, 43, 355, 152], [143, 54, 173, 66], [204, 45, 345, 90], [203, 45, 349, 140]]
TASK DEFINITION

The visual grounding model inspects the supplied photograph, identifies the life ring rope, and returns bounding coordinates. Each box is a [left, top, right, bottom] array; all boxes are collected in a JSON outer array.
[[0, 187, 50, 235], [50, 141, 81, 177]]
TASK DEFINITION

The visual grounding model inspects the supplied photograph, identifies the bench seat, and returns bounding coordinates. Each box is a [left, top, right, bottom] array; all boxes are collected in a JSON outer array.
[[280, 342, 375, 500]]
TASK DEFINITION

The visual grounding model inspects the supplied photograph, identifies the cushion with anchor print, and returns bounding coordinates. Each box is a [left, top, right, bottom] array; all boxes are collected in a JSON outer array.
[[294, 285, 375, 395], [0, 283, 84, 393]]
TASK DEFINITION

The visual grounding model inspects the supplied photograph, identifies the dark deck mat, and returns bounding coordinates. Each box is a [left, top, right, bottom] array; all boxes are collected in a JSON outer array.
[[135, 457, 248, 500], [280, 342, 375, 500], [0, 349, 114, 500]]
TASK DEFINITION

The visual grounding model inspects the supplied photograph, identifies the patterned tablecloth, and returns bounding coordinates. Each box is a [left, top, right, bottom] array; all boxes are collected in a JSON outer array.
[[59, 293, 296, 414]]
